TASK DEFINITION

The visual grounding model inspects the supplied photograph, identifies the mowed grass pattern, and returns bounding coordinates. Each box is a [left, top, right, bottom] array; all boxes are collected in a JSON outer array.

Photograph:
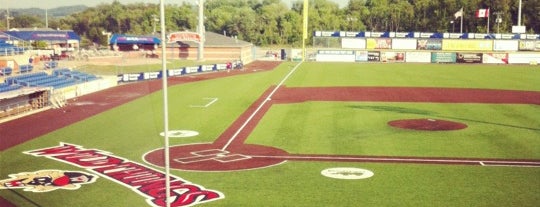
[[1, 62, 539, 206]]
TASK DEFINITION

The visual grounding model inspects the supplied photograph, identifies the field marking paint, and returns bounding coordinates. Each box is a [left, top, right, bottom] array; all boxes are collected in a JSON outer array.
[[189, 97, 218, 108], [249, 155, 540, 168], [221, 62, 303, 151]]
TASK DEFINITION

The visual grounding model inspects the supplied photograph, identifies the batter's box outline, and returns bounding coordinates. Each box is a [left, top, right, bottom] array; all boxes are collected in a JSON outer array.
[[192, 149, 228, 156], [214, 154, 251, 163], [173, 149, 251, 164]]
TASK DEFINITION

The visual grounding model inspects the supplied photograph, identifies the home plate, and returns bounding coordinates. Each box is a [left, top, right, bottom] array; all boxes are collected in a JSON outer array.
[[160, 130, 199, 138]]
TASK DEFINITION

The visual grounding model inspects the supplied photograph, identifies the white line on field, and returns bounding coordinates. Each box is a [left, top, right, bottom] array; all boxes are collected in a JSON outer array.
[[189, 97, 218, 108], [221, 62, 303, 151], [248, 155, 540, 168]]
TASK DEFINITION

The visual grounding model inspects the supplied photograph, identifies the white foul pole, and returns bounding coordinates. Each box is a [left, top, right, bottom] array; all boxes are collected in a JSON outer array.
[[302, 0, 308, 61], [158, 0, 171, 207]]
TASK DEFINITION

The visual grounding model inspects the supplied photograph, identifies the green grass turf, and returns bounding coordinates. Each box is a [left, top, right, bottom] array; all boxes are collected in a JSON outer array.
[[247, 102, 540, 159], [288, 62, 540, 91], [1, 62, 539, 206]]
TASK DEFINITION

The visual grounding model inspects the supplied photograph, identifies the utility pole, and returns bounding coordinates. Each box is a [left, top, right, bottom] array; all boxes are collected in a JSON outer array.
[[151, 14, 158, 35], [6, 7, 14, 30], [494, 12, 503, 34], [197, 0, 205, 61], [518, 0, 522, 26]]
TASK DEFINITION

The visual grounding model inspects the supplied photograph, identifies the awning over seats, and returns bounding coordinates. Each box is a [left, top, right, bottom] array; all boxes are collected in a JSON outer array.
[[109, 34, 161, 45], [3, 30, 80, 41]]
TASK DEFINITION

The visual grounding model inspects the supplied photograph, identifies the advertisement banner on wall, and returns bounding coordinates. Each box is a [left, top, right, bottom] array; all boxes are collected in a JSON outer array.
[[122, 73, 142, 82], [392, 39, 417, 50], [493, 40, 519, 51], [381, 52, 405, 62], [366, 38, 392, 49], [290, 49, 303, 61], [536, 41, 540, 51], [168, 68, 184, 76], [355, 51, 368, 62], [508, 53, 540, 64], [342, 38, 366, 49], [431, 52, 457, 63], [143, 72, 161, 80], [185, 66, 200, 74], [368, 51, 381, 62], [417, 39, 442, 50], [215, 63, 228, 70], [405, 52, 431, 63], [316, 50, 356, 62], [200, 65, 215, 72], [456, 53, 483, 63], [442, 40, 493, 51], [483, 53, 508, 64], [519, 40, 536, 51]]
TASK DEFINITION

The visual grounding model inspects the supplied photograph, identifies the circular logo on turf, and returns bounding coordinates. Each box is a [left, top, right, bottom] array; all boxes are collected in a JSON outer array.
[[321, 167, 374, 180], [159, 130, 199, 138]]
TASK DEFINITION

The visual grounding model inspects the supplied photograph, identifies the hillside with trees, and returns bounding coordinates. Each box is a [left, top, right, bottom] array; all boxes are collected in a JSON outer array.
[[1, 0, 538, 48]]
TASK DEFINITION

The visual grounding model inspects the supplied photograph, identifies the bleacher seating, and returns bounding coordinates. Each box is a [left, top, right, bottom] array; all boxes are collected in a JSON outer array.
[[0, 41, 25, 56], [44, 61, 58, 69], [1, 69, 100, 92], [0, 67, 13, 76], [55, 69, 98, 82], [19, 64, 34, 73], [0, 83, 22, 93]]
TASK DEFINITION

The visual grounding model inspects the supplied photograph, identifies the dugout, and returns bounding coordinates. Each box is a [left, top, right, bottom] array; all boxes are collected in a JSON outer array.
[[0, 87, 50, 120]]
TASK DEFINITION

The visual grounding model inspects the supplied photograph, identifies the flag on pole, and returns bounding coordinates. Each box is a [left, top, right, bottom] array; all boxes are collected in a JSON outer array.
[[454, 8, 463, 19], [476, 8, 490, 18]]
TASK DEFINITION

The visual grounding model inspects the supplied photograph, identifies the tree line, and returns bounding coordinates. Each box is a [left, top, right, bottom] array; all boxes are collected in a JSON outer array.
[[2, 0, 539, 47]]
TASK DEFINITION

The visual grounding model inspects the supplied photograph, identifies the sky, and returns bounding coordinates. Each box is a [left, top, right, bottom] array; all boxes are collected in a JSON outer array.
[[3, 0, 348, 9]]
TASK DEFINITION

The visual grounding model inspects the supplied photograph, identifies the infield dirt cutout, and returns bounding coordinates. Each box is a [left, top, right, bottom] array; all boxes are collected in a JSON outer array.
[[388, 118, 468, 131]]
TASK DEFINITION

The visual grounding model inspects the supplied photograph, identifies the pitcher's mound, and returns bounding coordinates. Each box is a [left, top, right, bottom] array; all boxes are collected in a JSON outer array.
[[388, 118, 467, 131]]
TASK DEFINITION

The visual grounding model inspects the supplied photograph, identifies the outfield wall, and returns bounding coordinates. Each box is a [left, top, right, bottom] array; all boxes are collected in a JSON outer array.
[[117, 63, 242, 83], [315, 50, 539, 65]]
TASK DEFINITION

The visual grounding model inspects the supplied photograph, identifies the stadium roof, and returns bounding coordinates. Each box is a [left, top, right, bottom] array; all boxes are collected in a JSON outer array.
[[109, 34, 161, 45], [2, 29, 80, 41]]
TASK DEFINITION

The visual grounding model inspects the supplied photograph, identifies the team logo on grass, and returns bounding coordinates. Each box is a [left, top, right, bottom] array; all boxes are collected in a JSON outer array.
[[23, 142, 224, 207], [0, 170, 97, 192], [159, 130, 199, 138], [321, 167, 374, 180]]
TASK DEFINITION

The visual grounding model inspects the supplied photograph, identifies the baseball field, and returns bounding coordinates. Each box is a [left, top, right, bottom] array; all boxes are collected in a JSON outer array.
[[1, 61, 539, 206]]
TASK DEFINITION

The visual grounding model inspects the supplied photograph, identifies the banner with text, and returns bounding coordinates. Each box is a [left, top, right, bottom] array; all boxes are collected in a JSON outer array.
[[417, 39, 442, 50], [431, 52, 457, 63]]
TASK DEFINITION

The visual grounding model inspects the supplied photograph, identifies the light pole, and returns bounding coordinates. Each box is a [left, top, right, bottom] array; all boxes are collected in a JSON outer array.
[[151, 14, 159, 35], [5, 8, 14, 30], [494, 12, 503, 34], [197, 0, 205, 61]]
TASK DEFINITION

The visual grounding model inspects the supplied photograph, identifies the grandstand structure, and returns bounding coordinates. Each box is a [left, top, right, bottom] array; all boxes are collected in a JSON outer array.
[[0, 67, 103, 121], [0, 40, 25, 56]]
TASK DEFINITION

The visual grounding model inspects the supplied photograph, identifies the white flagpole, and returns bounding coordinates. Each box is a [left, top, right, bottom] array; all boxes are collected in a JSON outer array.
[[460, 9, 463, 33], [45, 8, 48, 28], [487, 8, 490, 34], [518, 0, 522, 26], [159, 0, 171, 206]]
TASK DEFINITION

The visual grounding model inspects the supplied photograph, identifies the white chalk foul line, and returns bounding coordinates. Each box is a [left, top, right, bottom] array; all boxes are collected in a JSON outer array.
[[248, 155, 540, 168], [189, 97, 218, 108], [221, 63, 303, 151]]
